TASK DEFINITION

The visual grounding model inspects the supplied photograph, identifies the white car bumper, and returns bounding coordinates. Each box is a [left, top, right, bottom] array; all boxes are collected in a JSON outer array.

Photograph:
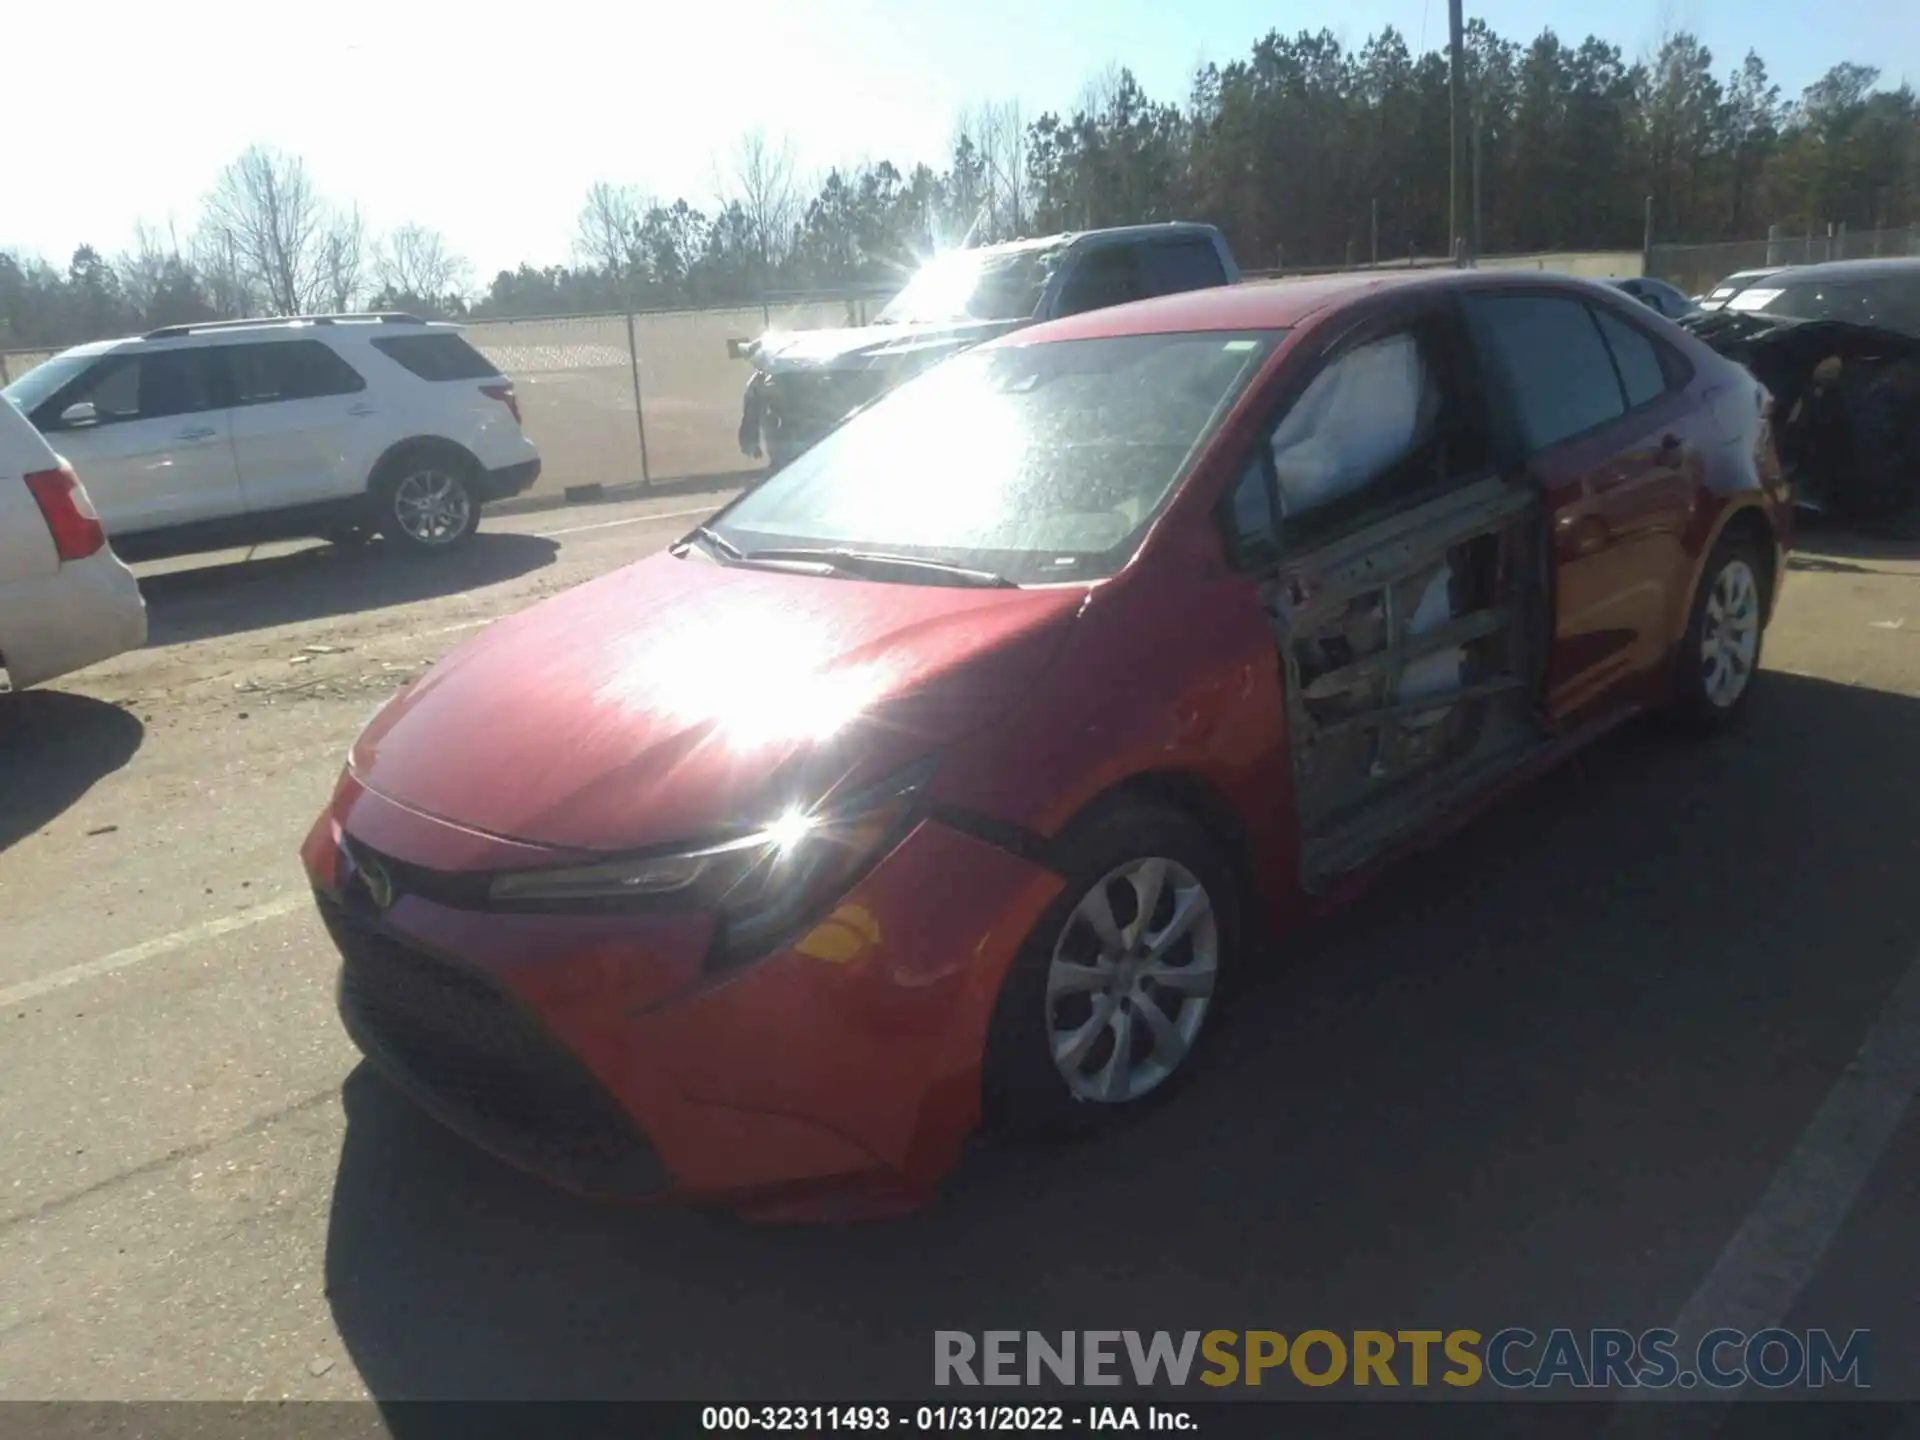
[[0, 548, 147, 690]]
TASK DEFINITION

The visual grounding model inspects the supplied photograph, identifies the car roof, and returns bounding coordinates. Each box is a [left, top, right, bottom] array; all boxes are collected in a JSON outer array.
[[1759, 257, 1920, 285], [973, 222, 1224, 259], [47, 314, 448, 360], [1012, 266, 1618, 343]]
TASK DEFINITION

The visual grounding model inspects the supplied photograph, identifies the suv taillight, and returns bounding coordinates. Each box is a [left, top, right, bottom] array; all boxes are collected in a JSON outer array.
[[24, 464, 106, 562], [480, 382, 522, 425]]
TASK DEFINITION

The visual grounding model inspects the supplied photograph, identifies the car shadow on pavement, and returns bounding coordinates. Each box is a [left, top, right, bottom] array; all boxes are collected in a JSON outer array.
[[138, 533, 560, 648], [0, 691, 144, 851], [323, 671, 1920, 1413]]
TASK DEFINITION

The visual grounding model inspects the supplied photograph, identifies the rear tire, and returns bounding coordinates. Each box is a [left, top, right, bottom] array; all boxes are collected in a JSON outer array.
[[374, 451, 480, 555], [1668, 529, 1766, 733], [982, 801, 1239, 1139]]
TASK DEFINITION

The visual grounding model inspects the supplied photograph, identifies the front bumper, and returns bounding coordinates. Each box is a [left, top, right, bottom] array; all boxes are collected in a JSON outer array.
[[302, 774, 1063, 1219]]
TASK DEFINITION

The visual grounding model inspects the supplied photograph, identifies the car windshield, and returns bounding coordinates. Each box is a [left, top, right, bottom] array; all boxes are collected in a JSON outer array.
[[1740, 275, 1920, 336], [876, 246, 1063, 325], [709, 330, 1280, 585], [1, 353, 96, 417]]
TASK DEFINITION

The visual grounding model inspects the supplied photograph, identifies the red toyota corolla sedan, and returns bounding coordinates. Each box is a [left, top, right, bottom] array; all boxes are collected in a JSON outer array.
[[303, 270, 1792, 1220]]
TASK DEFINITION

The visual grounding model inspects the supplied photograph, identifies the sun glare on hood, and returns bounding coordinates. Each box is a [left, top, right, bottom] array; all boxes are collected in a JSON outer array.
[[593, 601, 892, 750]]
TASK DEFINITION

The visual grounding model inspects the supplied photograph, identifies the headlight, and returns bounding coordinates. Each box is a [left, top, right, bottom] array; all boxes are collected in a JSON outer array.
[[484, 758, 936, 960]]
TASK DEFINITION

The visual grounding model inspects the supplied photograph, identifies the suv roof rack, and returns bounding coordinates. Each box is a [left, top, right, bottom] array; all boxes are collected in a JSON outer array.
[[142, 312, 427, 340]]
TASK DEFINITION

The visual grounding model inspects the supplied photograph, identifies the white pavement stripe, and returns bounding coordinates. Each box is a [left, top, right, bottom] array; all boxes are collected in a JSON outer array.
[[1607, 950, 1920, 1433], [0, 896, 308, 1009], [416, 618, 490, 639], [532, 504, 718, 538]]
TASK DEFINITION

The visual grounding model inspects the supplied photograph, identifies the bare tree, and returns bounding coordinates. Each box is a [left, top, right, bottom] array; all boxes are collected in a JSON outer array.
[[373, 223, 471, 300], [190, 224, 254, 318], [726, 128, 801, 274], [975, 100, 1030, 239], [319, 205, 367, 312], [1078, 62, 1129, 119], [574, 182, 646, 277], [117, 221, 176, 315], [201, 146, 329, 315]]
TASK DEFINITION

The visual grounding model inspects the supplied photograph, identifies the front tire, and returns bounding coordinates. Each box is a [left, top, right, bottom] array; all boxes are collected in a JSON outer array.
[[1669, 530, 1766, 732], [375, 454, 479, 555], [982, 802, 1239, 1138]]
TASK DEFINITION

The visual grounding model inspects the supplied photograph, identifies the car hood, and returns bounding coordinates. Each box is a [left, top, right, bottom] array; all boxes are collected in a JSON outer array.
[[348, 551, 1086, 853], [749, 317, 1027, 374]]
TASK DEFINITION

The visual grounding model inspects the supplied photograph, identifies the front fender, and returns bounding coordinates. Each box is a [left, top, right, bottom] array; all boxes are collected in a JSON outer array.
[[927, 564, 1302, 935]]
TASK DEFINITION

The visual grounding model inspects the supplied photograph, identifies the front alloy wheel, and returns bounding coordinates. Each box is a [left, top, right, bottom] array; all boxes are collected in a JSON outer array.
[[1046, 857, 1219, 1104], [983, 801, 1239, 1137]]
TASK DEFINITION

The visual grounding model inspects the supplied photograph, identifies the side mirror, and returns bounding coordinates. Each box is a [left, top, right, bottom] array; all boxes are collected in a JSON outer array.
[[59, 400, 98, 428]]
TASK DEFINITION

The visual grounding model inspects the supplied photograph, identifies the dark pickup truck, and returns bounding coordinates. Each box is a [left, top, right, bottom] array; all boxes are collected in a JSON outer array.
[[735, 222, 1241, 468]]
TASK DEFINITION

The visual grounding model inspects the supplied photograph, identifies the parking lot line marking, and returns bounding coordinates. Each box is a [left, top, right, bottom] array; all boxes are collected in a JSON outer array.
[[0, 895, 308, 1009], [1606, 949, 1920, 1432], [531, 504, 720, 538]]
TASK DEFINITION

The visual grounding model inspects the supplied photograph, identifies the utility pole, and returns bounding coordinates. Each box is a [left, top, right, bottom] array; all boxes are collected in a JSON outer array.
[[1471, 101, 1483, 264], [1370, 197, 1380, 266], [1446, 0, 1467, 264]]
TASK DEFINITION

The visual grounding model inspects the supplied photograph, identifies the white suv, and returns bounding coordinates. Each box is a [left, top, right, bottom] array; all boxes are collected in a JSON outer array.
[[0, 314, 541, 559]]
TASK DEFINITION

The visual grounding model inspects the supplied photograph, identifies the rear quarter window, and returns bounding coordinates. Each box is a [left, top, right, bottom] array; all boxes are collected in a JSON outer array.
[[1140, 239, 1229, 296], [373, 333, 502, 381], [1591, 307, 1670, 409]]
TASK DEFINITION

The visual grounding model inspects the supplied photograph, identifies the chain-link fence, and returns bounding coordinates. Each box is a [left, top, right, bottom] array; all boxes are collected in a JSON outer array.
[[0, 348, 58, 389], [0, 292, 883, 503], [7, 229, 1911, 503], [1648, 226, 1920, 300], [461, 295, 872, 498]]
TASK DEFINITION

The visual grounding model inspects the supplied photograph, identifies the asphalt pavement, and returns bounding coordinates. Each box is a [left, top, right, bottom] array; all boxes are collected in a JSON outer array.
[[0, 496, 1915, 1422]]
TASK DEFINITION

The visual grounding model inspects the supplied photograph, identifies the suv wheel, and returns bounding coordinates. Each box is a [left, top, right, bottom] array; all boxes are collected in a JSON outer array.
[[377, 455, 478, 553]]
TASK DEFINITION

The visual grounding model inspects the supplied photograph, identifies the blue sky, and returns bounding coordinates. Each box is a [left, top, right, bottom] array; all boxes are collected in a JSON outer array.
[[10, 0, 1916, 281]]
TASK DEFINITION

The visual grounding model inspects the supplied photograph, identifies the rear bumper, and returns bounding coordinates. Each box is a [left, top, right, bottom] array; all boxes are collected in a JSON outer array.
[[0, 548, 147, 689], [302, 774, 1063, 1219], [474, 457, 542, 501]]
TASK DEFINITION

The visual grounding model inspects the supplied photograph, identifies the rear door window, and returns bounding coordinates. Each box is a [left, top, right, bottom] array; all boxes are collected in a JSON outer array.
[[372, 333, 502, 381], [228, 340, 366, 405], [1140, 239, 1228, 297], [1055, 245, 1149, 316], [1466, 294, 1628, 452]]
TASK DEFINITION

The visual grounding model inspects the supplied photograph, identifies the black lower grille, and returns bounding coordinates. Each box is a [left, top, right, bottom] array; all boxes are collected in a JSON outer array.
[[319, 893, 669, 1198]]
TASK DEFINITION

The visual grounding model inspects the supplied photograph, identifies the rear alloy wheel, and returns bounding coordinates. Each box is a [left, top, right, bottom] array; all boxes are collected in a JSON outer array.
[[382, 463, 477, 553], [984, 803, 1238, 1137], [1671, 532, 1765, 731]]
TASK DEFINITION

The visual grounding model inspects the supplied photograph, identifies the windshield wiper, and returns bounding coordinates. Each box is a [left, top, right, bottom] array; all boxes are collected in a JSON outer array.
[[677, 524, 743, 560], [739, 546, 1018, 588]]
